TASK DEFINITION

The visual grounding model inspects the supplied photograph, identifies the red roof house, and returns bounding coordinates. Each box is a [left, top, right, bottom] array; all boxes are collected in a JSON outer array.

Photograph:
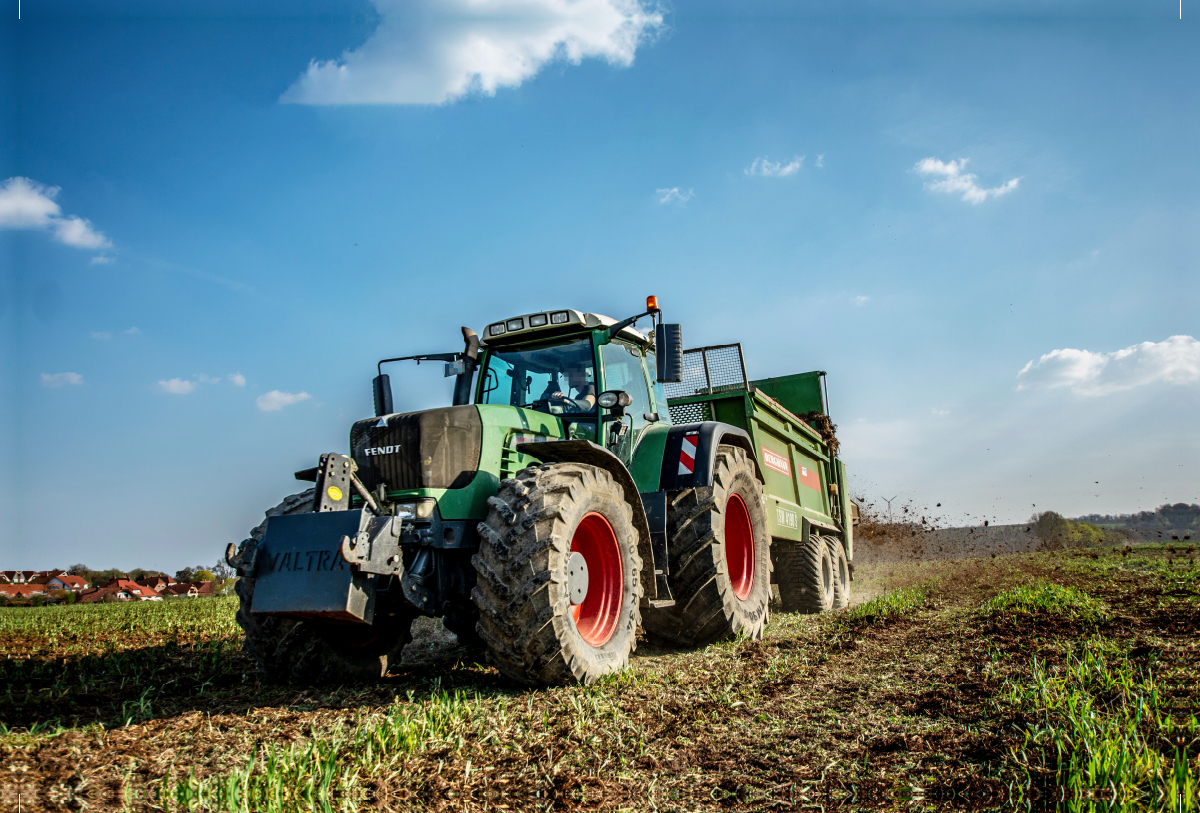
[[0, 584, 50, 600], [50, 575, 90, 591], [164, 582, 199, 597], [79, 579, 163, 603], [136, 575, 176, 592]]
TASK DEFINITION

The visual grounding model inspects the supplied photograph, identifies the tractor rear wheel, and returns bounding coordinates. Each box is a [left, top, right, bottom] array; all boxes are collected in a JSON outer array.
[[774, 534, 834, 613], [642, 445, 771, 647], [472, 463, 643, 685], [828, 537, 851, 610], [233, 491, 418, 683]]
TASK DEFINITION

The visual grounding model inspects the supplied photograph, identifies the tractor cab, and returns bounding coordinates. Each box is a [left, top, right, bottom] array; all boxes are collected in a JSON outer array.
[[474, 308, 672, 465]]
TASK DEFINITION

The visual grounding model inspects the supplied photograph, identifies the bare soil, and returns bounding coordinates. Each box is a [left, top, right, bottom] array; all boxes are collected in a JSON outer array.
[[3, 530, 1196, 812]]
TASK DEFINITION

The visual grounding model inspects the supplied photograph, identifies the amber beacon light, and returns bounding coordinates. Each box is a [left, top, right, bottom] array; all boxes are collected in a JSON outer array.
[[646, 295, 660, 312]]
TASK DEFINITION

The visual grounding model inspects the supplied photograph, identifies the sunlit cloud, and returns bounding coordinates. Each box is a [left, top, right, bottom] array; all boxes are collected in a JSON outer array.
[[656, 187, 693, 205], [157, 378, 197, 395], [0, 177, 113, 250], [1017, 335, 1200, 396], [41, 372, 83, 388], [257, 390, 312, 412], [745, 156, 803, 177], [914, 157, 1019, 204], [281, 0, 664, 106]]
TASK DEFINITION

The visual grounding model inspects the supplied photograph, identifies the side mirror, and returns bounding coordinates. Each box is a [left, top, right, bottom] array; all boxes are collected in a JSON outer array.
[[372, 374, 393, 417], [598, 390, 632, 417], [655, 323, 683, 382]]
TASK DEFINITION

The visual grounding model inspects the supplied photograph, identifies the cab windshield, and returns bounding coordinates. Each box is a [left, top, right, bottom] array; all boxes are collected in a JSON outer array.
[[479, 338, 597, 416]]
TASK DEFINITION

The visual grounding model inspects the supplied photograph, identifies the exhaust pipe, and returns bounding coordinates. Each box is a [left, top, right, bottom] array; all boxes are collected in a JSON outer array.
[[453, 327, 481, 406]]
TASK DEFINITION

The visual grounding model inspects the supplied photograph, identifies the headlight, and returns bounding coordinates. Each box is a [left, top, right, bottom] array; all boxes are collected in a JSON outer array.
[[550, 311, 569, 324], [529, 313, 548, 327], [395, 500, 436, 520], [506, 318, 524, 331], [489, 323, 506, 336]]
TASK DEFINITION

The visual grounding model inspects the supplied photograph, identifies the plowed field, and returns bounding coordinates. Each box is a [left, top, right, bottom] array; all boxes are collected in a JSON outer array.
[[3, 529, 1197, 812]]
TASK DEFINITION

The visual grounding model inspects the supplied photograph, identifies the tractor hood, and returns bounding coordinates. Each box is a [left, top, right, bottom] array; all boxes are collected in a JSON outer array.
[[349, 405, 482, 493]]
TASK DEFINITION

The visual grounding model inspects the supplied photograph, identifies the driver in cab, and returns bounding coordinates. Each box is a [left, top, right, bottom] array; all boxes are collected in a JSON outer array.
[[543, 366, 596, 413]]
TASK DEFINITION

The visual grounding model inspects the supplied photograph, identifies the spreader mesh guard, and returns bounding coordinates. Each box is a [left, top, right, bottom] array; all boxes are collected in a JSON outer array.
[[666, 401, 711, 424], [663, 344, 748, 400]]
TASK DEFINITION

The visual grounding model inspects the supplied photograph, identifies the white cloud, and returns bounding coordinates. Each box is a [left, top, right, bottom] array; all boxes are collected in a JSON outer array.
[[815, 154, 825, 168], [52, 215, 111, 249], [656, 187, 693, 205], [0, 177, 113, 249], [229, 372, 246, 387], [281, 0, 664, 106], [124, 327, 140, 335], [854, 295, 869, 306], [196, 374, 221, 384], [1017, 335, 1200, 396], [0, 177, 60, 228], [257, 390, 312, 412], [157, 378, 197, 395], [914, 157, 1020, 204], [90, 255, 115, 265], [745, 156, 803, 177], [41, 372, 83, 388], [91, 331, 111, 340]]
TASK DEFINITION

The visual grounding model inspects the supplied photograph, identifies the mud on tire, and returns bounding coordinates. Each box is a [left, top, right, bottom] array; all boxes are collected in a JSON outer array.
[[642, 445, 771, 647], [472, 463, 643, 686], [774, 534, 834, 614], [233, 491, 417, 684]]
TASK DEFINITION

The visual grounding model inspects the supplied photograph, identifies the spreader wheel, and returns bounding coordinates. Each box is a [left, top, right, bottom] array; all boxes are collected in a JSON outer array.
[[774, 534, 834, 614], [472, 463, 642, 685], [827, 537, 851, 610]]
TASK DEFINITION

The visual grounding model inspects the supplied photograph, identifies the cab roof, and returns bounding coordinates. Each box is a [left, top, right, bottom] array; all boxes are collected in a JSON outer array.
[[481, 309, 650, 347]]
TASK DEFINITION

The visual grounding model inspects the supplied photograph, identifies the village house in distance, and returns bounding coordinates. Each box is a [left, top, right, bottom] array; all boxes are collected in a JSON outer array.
[[0, 569, 223, 606]]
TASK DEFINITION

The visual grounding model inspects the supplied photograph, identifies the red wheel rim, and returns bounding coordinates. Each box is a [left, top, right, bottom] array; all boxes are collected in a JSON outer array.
[[724, 493, 755, 601], [570, 512, 624, 647]]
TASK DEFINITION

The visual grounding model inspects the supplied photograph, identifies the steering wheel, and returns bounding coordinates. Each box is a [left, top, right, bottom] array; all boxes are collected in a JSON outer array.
[[552, 392, 583, 413]]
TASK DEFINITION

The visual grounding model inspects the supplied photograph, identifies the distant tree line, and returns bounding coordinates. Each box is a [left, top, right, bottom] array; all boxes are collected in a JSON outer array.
[[1074, 503, 1199, 538]]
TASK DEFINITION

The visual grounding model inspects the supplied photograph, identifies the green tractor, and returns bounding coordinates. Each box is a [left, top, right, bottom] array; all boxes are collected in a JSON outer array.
[[228, 298, 854, 686]]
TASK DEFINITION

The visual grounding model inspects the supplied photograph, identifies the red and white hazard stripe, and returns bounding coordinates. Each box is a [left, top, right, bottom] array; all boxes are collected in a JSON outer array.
[[678, 435, 697, 476]]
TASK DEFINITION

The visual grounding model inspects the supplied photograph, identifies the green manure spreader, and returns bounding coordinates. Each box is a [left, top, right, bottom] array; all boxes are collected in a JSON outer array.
[[228, 297, 858, 686]]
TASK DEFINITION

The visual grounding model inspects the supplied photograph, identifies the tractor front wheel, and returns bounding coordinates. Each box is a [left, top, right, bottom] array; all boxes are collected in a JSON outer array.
[[472, 463, 643, 685], [233, 491, 417, 683], [236, 574, 417, 683]]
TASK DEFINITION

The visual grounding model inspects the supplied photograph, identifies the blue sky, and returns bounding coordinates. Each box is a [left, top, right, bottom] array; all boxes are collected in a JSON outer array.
[[2, 0, 1197, 571]]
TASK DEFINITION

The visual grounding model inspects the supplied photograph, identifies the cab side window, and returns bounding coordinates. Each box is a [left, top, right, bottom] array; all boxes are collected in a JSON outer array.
[[601, 340, 652, 429], [644, 350, 670, 422]]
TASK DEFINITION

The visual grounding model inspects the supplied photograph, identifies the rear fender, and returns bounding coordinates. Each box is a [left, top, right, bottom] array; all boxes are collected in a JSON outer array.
[[658, 422, 763, 491], [515, 439, 659, 604]]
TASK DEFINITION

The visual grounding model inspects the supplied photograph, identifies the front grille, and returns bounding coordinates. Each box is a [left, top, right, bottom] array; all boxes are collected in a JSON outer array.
[[349, 406, 482, 492]]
